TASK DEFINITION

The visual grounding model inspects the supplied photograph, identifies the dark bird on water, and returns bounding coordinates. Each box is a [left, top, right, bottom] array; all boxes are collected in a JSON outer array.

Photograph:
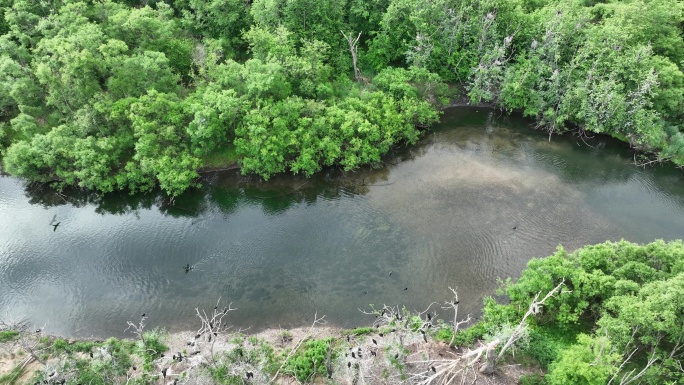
[[183, 264, 193, 274], [431, 366, 436, 373], [347, 362, 351, 368], [512, 226, 517, 230], [404, 287, 408, 291]]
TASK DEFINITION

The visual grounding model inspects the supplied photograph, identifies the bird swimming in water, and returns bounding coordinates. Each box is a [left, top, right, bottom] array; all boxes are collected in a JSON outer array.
[[183, 264, 193, 274], [512, 226, 517, 230]]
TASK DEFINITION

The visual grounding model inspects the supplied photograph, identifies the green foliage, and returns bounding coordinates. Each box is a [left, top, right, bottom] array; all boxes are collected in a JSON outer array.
[[1, 0, 684, 194], [484, 240, 684, 385], [283, 337, 334, 381], [38, 337, 137, 385], [0, 330, 19, 343], [138, 328, 168, 358], [50, 338, 97, 355], [519, 373, 547, 385], [346, 327, 377, 336], [211, 336, 278, 384], [546, 334, 621, 385]]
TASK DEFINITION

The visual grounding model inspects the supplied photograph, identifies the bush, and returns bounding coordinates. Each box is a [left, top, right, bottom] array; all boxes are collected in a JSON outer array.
[[284, 338, 334, 381]]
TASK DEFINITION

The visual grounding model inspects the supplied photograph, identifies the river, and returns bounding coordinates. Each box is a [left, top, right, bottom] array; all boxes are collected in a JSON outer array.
[[1, 107, 683, 338]]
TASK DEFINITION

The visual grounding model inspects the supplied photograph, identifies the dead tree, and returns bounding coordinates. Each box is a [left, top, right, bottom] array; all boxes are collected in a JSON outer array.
[[411, 280, 567, 383], [341, 31, 364, 82], [442, 287, 471, 348], [125, 314, 147, 344], [194, 298, 237, 363]]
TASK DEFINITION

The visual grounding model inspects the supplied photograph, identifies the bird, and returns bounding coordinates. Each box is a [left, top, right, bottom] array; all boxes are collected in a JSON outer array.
[[246, 371, 253, 379], [371, 350, 376, 356], [351, 352, 356, 359], [52, 222, 60, 232], [183, 264, 193, 274], [431, 366, 436, 373], [347, 362, 351, 368], [141, 313, 146, 318], [346, 335, 350, 342], [379, 333, 384, 337], [389, 271, 393, 276], [512, 226, 517, 230], [372, 338, 377, 345], [404, 287, 408, 291]]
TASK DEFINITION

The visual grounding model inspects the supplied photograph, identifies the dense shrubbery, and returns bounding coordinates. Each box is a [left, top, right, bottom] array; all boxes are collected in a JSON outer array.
[[470, 240, 684, 384], [0, 0, 682, 195]]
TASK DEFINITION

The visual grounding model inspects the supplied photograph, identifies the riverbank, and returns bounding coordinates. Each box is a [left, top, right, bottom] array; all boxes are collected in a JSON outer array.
[[0, 314, 538, 385]]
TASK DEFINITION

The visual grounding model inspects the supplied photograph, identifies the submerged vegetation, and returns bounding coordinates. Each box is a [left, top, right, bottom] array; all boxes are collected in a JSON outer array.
[[1, 240, 683, 384], [0, 0, 682, 195]]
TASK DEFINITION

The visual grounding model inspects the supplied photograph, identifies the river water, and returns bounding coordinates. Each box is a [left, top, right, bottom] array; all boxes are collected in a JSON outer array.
[[1, 107, 683, 338]]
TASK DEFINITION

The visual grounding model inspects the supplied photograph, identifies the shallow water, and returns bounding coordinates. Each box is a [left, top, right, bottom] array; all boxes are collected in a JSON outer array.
[[1, 107, 683, 338]]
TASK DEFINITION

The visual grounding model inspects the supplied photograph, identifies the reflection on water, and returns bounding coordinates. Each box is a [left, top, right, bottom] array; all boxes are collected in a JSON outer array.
[[1, 107, 684, 338]]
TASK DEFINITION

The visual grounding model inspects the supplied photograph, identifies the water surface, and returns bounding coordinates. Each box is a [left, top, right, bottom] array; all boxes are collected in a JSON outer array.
[[1, 107, 683, 338]]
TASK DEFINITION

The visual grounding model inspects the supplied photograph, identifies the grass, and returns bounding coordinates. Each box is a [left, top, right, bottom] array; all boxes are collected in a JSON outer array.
[[345, 327, 377, 336], [201, 144, 240, 170], [0, 331, 19, 343]]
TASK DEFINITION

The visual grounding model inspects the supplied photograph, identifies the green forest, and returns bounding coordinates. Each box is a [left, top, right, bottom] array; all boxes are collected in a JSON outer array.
[[0, 0, 683, 196]]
